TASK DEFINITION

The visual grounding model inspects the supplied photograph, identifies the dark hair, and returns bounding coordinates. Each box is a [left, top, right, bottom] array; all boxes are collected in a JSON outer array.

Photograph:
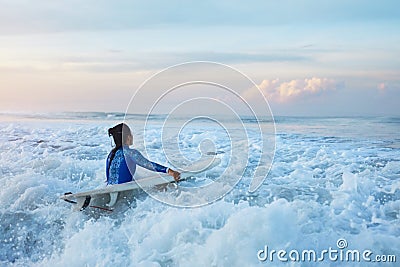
[[108, 123, 132, 172]]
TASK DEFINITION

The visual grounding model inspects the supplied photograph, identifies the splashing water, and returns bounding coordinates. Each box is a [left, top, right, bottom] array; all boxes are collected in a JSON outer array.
[[0, 113, 399, 266]]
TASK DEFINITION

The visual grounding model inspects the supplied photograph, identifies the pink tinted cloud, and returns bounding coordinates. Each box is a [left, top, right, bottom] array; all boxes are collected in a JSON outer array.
[[242, 77, 341, 102], [377, 82, 386, 92]]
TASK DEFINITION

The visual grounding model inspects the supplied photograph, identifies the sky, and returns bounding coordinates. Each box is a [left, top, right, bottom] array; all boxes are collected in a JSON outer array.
[[0, 0, 399, 116]]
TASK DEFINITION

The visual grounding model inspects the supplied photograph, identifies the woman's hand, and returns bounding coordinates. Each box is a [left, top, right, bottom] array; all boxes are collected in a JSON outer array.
[[168, 169, 181, 182]]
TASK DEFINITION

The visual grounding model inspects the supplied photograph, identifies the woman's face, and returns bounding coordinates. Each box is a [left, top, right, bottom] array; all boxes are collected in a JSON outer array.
[[125, 133, 134, 146]]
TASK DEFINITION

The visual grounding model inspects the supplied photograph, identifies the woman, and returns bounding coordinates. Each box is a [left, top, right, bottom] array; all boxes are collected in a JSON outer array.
[[106, 123, 180, 185]]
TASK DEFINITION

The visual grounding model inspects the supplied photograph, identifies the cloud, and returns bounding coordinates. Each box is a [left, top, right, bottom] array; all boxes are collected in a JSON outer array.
[[242, 77, 342, 102], [0, 50, 311, 74], [1, 1, 399, 35], [377, 82, 386, 92]]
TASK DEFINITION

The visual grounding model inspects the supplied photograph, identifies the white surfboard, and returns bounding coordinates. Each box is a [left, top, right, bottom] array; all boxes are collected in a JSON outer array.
[[60, 157, 221, 211]]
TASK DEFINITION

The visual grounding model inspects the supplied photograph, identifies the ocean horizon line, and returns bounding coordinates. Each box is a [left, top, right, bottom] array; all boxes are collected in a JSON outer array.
[[0, 110, 399, 120]]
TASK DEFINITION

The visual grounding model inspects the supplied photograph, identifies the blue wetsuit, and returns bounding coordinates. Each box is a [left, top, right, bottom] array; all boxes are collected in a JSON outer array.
[[106, 146, 168, 185]]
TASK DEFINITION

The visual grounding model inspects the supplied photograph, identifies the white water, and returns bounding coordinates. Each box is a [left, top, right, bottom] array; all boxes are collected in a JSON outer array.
[[0, 113, 399, 266]]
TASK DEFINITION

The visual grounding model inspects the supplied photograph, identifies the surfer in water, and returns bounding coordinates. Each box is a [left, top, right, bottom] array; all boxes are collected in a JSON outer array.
[[106, 123, 180, 185]]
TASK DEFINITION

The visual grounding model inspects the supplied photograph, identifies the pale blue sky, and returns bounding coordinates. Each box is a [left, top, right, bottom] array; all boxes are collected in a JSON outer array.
[[0, 1, 399, 115]]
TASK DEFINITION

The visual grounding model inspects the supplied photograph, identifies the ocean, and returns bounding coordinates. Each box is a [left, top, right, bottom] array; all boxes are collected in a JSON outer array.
[[0, 112, 399, 266]]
